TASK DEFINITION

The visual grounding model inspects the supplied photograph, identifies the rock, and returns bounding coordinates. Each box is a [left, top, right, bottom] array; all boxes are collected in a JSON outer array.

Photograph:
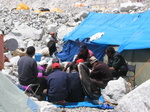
[[44, 24, 57, 33], [33, 28, 44, 40], [101, 77, 132, 104], [114, 79, 150, 112]]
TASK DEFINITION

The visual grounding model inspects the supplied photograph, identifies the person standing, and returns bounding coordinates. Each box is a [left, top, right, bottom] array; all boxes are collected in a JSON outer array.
[[47, 32, 58, 57], [17, 46, 47, 100], [105, 46, 128, 78]]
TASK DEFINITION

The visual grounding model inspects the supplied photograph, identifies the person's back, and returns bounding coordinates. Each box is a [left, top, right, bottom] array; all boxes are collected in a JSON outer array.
[[18, 47, 37, 85], [89, 56, 113, 89], [66, 63, 85, 102], [18, 46, 47, 100], [47, 63, 68, 102]]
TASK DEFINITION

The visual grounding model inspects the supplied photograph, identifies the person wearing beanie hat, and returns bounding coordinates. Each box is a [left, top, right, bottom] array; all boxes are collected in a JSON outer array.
[[88, 56, 113, 89], [47, 62, 69, 103], [89, 56, 98, 65]]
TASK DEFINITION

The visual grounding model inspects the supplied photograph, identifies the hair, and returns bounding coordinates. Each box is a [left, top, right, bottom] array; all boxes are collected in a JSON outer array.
[[52, 58, 59, 63], [106, 46, 115, 54], [26, 46, 35, 55], [20, 48, 25, 51], [69, 63, 78, 72]]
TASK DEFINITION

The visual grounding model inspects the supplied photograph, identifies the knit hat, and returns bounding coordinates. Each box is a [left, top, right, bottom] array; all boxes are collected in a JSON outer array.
[[52, 63, 60, 69], [76, 59, 85, 64], [89, 56, 98, 65]]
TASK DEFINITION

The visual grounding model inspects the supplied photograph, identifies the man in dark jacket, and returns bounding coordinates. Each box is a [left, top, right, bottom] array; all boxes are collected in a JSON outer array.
[[89, 56, 113, 89], [75, 43, 94, 63], [47, 32, 58, 57], [65, 63, 85, 102], [47, 63, 68, 102], [17, 46, 47, 99], [105, 46, 128, 78]]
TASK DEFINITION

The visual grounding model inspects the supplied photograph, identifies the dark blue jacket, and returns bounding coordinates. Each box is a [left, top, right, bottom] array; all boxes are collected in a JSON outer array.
[[66, 71, 85, 102], [47, 69, 68, 102]]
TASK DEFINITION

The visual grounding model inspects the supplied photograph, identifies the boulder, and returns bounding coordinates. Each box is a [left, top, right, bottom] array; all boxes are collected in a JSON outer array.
[[101, 77, 132, 104], [114, 79, 150, 112]]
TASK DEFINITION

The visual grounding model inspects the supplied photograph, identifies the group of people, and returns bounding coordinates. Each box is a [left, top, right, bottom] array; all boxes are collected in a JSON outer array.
[[17, 43, 128, 103], [17, 46, 85, 102]]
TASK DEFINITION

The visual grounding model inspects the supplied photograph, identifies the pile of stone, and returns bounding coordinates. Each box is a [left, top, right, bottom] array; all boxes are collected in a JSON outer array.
[[1, 0, 150, 111]]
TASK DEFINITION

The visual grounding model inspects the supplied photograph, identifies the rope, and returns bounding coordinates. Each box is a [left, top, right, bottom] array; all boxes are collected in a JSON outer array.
[[128, 59, 150, 85]]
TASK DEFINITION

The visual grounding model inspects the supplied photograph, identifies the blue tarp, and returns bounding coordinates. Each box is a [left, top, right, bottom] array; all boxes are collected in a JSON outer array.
[[63, 10, 150, 52], [57, 40, 107, 62], [55, 95, 114, 109]]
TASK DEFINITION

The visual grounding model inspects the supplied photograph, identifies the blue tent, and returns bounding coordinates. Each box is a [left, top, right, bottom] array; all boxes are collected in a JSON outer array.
[[63, 10, 150, 53], [57, 40, 107, 62], [57, 10, 150, 62]]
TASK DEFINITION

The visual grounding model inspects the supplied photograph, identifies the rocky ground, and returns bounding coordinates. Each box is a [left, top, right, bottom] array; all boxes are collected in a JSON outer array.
[[1, 0, 150, 112]]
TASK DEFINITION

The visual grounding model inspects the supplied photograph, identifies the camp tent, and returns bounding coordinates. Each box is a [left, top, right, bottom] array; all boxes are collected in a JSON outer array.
[[33, 8, 50, 14], [57, 40, 107, 62], [0, 34, 4, 70], [16, 3, 30, 10], [59, 10, 150, 85], [0, 72, 39, 112], [50, 8, 63, 13], [63, 11, 150, 52], [74, 2, 85, 7]]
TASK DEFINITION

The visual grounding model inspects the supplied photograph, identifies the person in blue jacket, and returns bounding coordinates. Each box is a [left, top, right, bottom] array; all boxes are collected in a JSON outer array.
[[47, 63, 68, 103], [65, 63, 85, 102]]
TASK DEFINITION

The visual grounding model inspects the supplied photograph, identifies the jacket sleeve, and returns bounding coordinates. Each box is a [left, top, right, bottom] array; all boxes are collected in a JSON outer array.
[[90, 78, 106, 89], [112, 55, 123, 70], [33, 61, 38, 77]]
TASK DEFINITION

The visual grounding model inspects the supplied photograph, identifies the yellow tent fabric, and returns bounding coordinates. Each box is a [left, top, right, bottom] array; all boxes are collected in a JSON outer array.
[[50, 8, 63, 13], [16, 3, 30, 10], [74, 3, 85, 7], [33, 10, 43, 14], [33, 9, 50, 15]]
